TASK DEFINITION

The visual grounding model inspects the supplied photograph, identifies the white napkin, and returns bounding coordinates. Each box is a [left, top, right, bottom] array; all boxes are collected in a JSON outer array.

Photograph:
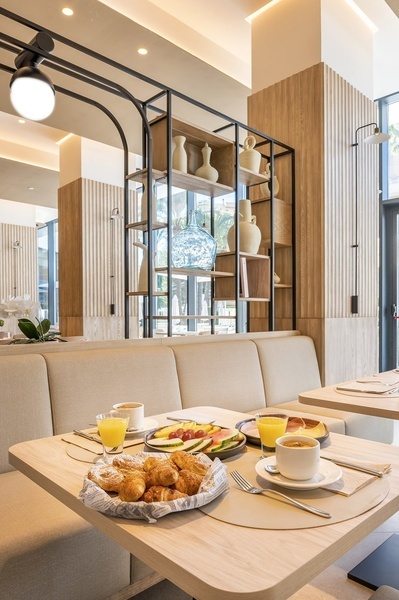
[[322, 459, 391, 496], [335, 382, 397, 394]]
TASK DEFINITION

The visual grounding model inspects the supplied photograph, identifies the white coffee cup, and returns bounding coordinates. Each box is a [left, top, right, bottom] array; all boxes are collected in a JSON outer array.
[[112, 402, 144, 430], [275, 435, 320, 480]]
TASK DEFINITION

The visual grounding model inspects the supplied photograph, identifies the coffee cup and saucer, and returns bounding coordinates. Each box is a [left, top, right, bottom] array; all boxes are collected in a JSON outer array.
[[255, 435, 342, 490], [112, 403, 158, 437]]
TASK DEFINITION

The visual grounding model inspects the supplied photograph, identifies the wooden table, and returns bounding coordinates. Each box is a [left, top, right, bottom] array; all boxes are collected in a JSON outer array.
[[298, 374, 399, 420], [9, 406, 399, 600]]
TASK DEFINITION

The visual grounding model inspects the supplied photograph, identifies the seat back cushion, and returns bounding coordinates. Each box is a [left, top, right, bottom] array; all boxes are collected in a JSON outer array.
[[44, 346, 183, 434], [255, 336, 321, 406], [172, 340, 266, 412], [1, 354, 53, 473]]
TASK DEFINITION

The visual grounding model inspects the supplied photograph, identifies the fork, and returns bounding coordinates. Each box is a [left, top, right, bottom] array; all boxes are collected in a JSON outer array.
[[230, 471, 332, 519]]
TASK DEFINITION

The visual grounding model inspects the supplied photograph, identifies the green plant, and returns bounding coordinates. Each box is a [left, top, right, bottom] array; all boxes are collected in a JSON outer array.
[[0, 319, 4, 328], [10, 318, 66, 343]]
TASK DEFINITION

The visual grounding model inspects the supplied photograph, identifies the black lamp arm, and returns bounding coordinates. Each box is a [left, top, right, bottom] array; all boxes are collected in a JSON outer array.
[[352, 122, 379, 146], [14, 31, 54, 69]]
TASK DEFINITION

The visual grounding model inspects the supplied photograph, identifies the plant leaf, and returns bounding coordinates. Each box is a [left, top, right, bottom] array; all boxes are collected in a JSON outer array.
[[37, 319, 51, 336], [18, 319, 40, 339]]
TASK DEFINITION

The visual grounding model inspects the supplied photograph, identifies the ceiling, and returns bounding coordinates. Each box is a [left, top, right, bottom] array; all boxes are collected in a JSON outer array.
[[0, 0, 398, 213]]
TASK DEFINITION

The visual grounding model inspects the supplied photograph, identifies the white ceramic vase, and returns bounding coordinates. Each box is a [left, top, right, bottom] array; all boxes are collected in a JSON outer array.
[[195, 143, 218, 182], [172, 135, 188, 173], [227, 199, 262, 254], [239, 136, 261, 173], [260, 162, 280, 198], [133, 241, 155, 293]]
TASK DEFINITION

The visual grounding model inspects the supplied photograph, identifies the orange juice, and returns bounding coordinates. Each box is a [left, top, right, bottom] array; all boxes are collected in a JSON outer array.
[[256, 416, 288, 448], [97, 417, 128, 447]]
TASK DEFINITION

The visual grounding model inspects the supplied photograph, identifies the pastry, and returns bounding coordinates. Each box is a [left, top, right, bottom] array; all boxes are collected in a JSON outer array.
[[146, 463, 179, 487], [142, 485, 188, 503], [170, 450, 208, 476], [88, 465, 124, 492], [173, 469, 203, 496], [118, 472, 147, 502], [113, 454, 144, 473], [142, 456, 164, 472]]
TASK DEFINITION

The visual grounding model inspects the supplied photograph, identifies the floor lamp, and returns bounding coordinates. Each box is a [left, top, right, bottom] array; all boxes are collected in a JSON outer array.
[[351, 123, 390, 314]]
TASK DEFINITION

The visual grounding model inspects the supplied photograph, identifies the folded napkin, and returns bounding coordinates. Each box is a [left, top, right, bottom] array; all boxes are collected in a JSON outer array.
[[335, 382, 397, 394], [322, 457, 391, 496], [62, 433, 144, 455]]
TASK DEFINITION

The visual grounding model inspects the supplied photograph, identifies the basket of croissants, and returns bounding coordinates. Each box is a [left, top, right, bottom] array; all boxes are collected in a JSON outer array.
[[79, 450, 229, 522]]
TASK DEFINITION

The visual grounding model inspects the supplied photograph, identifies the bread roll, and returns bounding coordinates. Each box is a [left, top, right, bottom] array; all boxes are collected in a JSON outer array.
[[142, 485, 188, 503], [170, 450, 208, 476], [118, 472, 146, 502], [173, 469, 203, 496], [146, 463, 179, 487], [88, 465, 124, 492]]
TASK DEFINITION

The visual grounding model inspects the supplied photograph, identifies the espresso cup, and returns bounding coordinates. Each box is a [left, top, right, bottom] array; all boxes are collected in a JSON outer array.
[[112, 402, 144, 430], [275, 435, 320, 480]]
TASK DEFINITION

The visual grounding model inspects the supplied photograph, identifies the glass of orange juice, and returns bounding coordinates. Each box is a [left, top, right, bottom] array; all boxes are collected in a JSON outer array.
[[255, 413, 288, 456], [96, 411, 129, 463]]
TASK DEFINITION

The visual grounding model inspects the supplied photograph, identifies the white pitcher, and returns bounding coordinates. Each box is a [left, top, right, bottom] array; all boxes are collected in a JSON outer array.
[[133, 241, 155, 293], [260, 162, 280, 198], [227, 199, 261, 254], [239, 136, 261, 173]]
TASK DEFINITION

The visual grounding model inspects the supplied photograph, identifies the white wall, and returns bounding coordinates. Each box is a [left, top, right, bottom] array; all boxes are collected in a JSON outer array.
[[0, 199, 57, 227]]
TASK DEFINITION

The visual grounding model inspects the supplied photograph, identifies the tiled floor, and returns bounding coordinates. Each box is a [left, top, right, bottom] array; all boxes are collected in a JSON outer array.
[[132, 427, 399, 600]]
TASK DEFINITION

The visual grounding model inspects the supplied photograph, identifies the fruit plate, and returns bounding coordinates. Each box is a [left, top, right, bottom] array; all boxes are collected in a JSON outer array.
[[144, 423, 246, 460], [235, 416, 329, 446]]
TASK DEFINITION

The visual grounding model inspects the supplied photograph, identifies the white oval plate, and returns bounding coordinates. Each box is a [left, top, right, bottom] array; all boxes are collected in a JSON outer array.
[[125, 418, 158, 437], [255, 456, 342, 490]]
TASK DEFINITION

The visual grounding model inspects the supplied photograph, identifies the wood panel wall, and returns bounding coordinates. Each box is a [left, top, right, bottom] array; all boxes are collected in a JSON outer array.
[[0, 223, 37, 302], [248, 63, 379, 383], [58, 178, 138, 340]]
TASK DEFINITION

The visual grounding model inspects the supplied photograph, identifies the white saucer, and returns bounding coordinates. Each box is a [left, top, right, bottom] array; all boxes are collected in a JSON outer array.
[[255, 456, 342, 490], [125, 418, 158, 437]]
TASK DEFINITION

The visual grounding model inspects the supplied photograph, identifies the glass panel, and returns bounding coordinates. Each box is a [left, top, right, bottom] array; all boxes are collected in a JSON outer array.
[[37, 225, 49, 320], [388, 101, 399, 199]]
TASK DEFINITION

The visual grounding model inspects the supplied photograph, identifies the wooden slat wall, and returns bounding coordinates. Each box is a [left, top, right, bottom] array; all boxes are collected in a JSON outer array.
[[248, 63, 379, 383], [58, 178, 139, 339], [0, 223, 37, 301]]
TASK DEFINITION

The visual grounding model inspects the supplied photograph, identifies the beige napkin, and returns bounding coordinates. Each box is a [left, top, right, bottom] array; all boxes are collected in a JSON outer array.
[[335, 382, 397, 394], [322, 458, 391, 496], [62, 433, 144, 455]]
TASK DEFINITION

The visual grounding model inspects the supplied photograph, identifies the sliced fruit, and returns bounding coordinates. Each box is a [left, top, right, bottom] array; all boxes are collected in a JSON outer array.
[[192, 437, 213, 452], [149, 437, 205, 453], [218, 440, 241, 451], [210, 428, 239, 445], [153, 421, 196, 438], [146, 437, 184, 448], [207, 425, 222, 435], [300, 421, 326, 439]]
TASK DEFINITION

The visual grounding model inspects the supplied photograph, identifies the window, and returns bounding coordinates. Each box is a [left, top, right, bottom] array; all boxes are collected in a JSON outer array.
[[37, 219, 58, 325]]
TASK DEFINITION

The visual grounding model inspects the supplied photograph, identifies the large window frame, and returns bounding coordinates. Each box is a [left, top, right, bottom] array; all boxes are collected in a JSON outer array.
[[37, 219, 59, 326]]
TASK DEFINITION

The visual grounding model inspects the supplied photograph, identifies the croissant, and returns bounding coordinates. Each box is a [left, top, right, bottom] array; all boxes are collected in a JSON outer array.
[[118, 472, 147, 502], [88, 465, 124, 492], [146, 463, 179, 487], [170, 450, 208, 476], [142, 485, 188, 503], [143, 456, 164, 472], [113, 455, 145, 473], [173, 469, 203, 496]]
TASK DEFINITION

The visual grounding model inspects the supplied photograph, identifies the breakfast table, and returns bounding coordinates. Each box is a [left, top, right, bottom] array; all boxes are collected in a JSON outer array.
[[9, 405, 399, 600]]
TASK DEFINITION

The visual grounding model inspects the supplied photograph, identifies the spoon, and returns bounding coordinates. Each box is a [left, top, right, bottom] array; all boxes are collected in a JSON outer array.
[[265, 464, 280, 474]]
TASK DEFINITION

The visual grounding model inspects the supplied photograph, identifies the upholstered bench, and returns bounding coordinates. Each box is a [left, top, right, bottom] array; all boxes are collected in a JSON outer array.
[[369, 587, 399, 600]]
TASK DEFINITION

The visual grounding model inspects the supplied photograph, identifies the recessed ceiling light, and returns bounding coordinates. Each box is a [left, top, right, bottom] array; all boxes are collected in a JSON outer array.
[[18, 119, 25, 124], [138, 48, 148, 55], [62, 7, 74, 16], [28, 187, 34, 190]]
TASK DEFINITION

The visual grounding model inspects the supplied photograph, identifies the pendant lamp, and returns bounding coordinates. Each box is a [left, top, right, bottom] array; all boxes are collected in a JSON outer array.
[[10, 32, 55, 121]]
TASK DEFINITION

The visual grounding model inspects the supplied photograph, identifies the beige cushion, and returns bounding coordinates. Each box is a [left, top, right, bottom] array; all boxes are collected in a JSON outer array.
[[172, 340, 266, 412], [255, 336, 322, 406], [0, 471, 130, 600], [370, 587, 399, 600], [0, 354, 53, 473], [44, 346, 183, 433]]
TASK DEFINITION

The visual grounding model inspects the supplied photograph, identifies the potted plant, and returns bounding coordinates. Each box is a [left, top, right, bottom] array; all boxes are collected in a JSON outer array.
[[10, 318, 67, 344]]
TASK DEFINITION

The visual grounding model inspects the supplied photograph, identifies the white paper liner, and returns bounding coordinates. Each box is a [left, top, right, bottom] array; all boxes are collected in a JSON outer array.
[[79, 451, 229, 523]]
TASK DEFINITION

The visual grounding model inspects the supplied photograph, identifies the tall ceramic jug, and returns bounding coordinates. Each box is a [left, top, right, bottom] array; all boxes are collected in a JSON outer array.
[[239, 136, 261, 173], [227, 199, 261, 254], [140, 178, 157, 221], [172, 135, 188, 173], [133, 241, 155, 293], [195, 143, 218, 182]]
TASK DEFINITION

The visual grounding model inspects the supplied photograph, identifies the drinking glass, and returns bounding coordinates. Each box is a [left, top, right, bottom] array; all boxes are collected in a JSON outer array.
[[255, 413, 288, 456], [96, 411, 129, 463]]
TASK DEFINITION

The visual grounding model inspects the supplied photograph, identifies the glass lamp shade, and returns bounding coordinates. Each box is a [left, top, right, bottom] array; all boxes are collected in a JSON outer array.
[[10, 66, 55, 121], [172, 210, 217, 271]]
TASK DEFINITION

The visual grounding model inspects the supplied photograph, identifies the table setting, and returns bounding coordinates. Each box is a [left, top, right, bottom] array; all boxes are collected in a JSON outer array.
[[62, 405, 393, 530]]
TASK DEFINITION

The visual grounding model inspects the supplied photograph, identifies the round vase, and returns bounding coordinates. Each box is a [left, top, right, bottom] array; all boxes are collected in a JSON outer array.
[[172, 135, 188, 173], [260, 163, 280, 198], [239, 136, 261, 173], [227, 199, 262, 254], [274, 272, 281, 284], [172, 210, 217, 270], [195, 143, 219, 182]]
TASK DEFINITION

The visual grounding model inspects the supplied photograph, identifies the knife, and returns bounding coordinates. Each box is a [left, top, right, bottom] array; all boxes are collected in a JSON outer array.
[[73, 429, 103, 444], [321, 456, 385, 477]]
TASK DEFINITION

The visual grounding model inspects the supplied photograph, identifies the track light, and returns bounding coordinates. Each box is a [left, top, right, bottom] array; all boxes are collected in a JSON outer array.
[[10, 32, 55, 121]]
